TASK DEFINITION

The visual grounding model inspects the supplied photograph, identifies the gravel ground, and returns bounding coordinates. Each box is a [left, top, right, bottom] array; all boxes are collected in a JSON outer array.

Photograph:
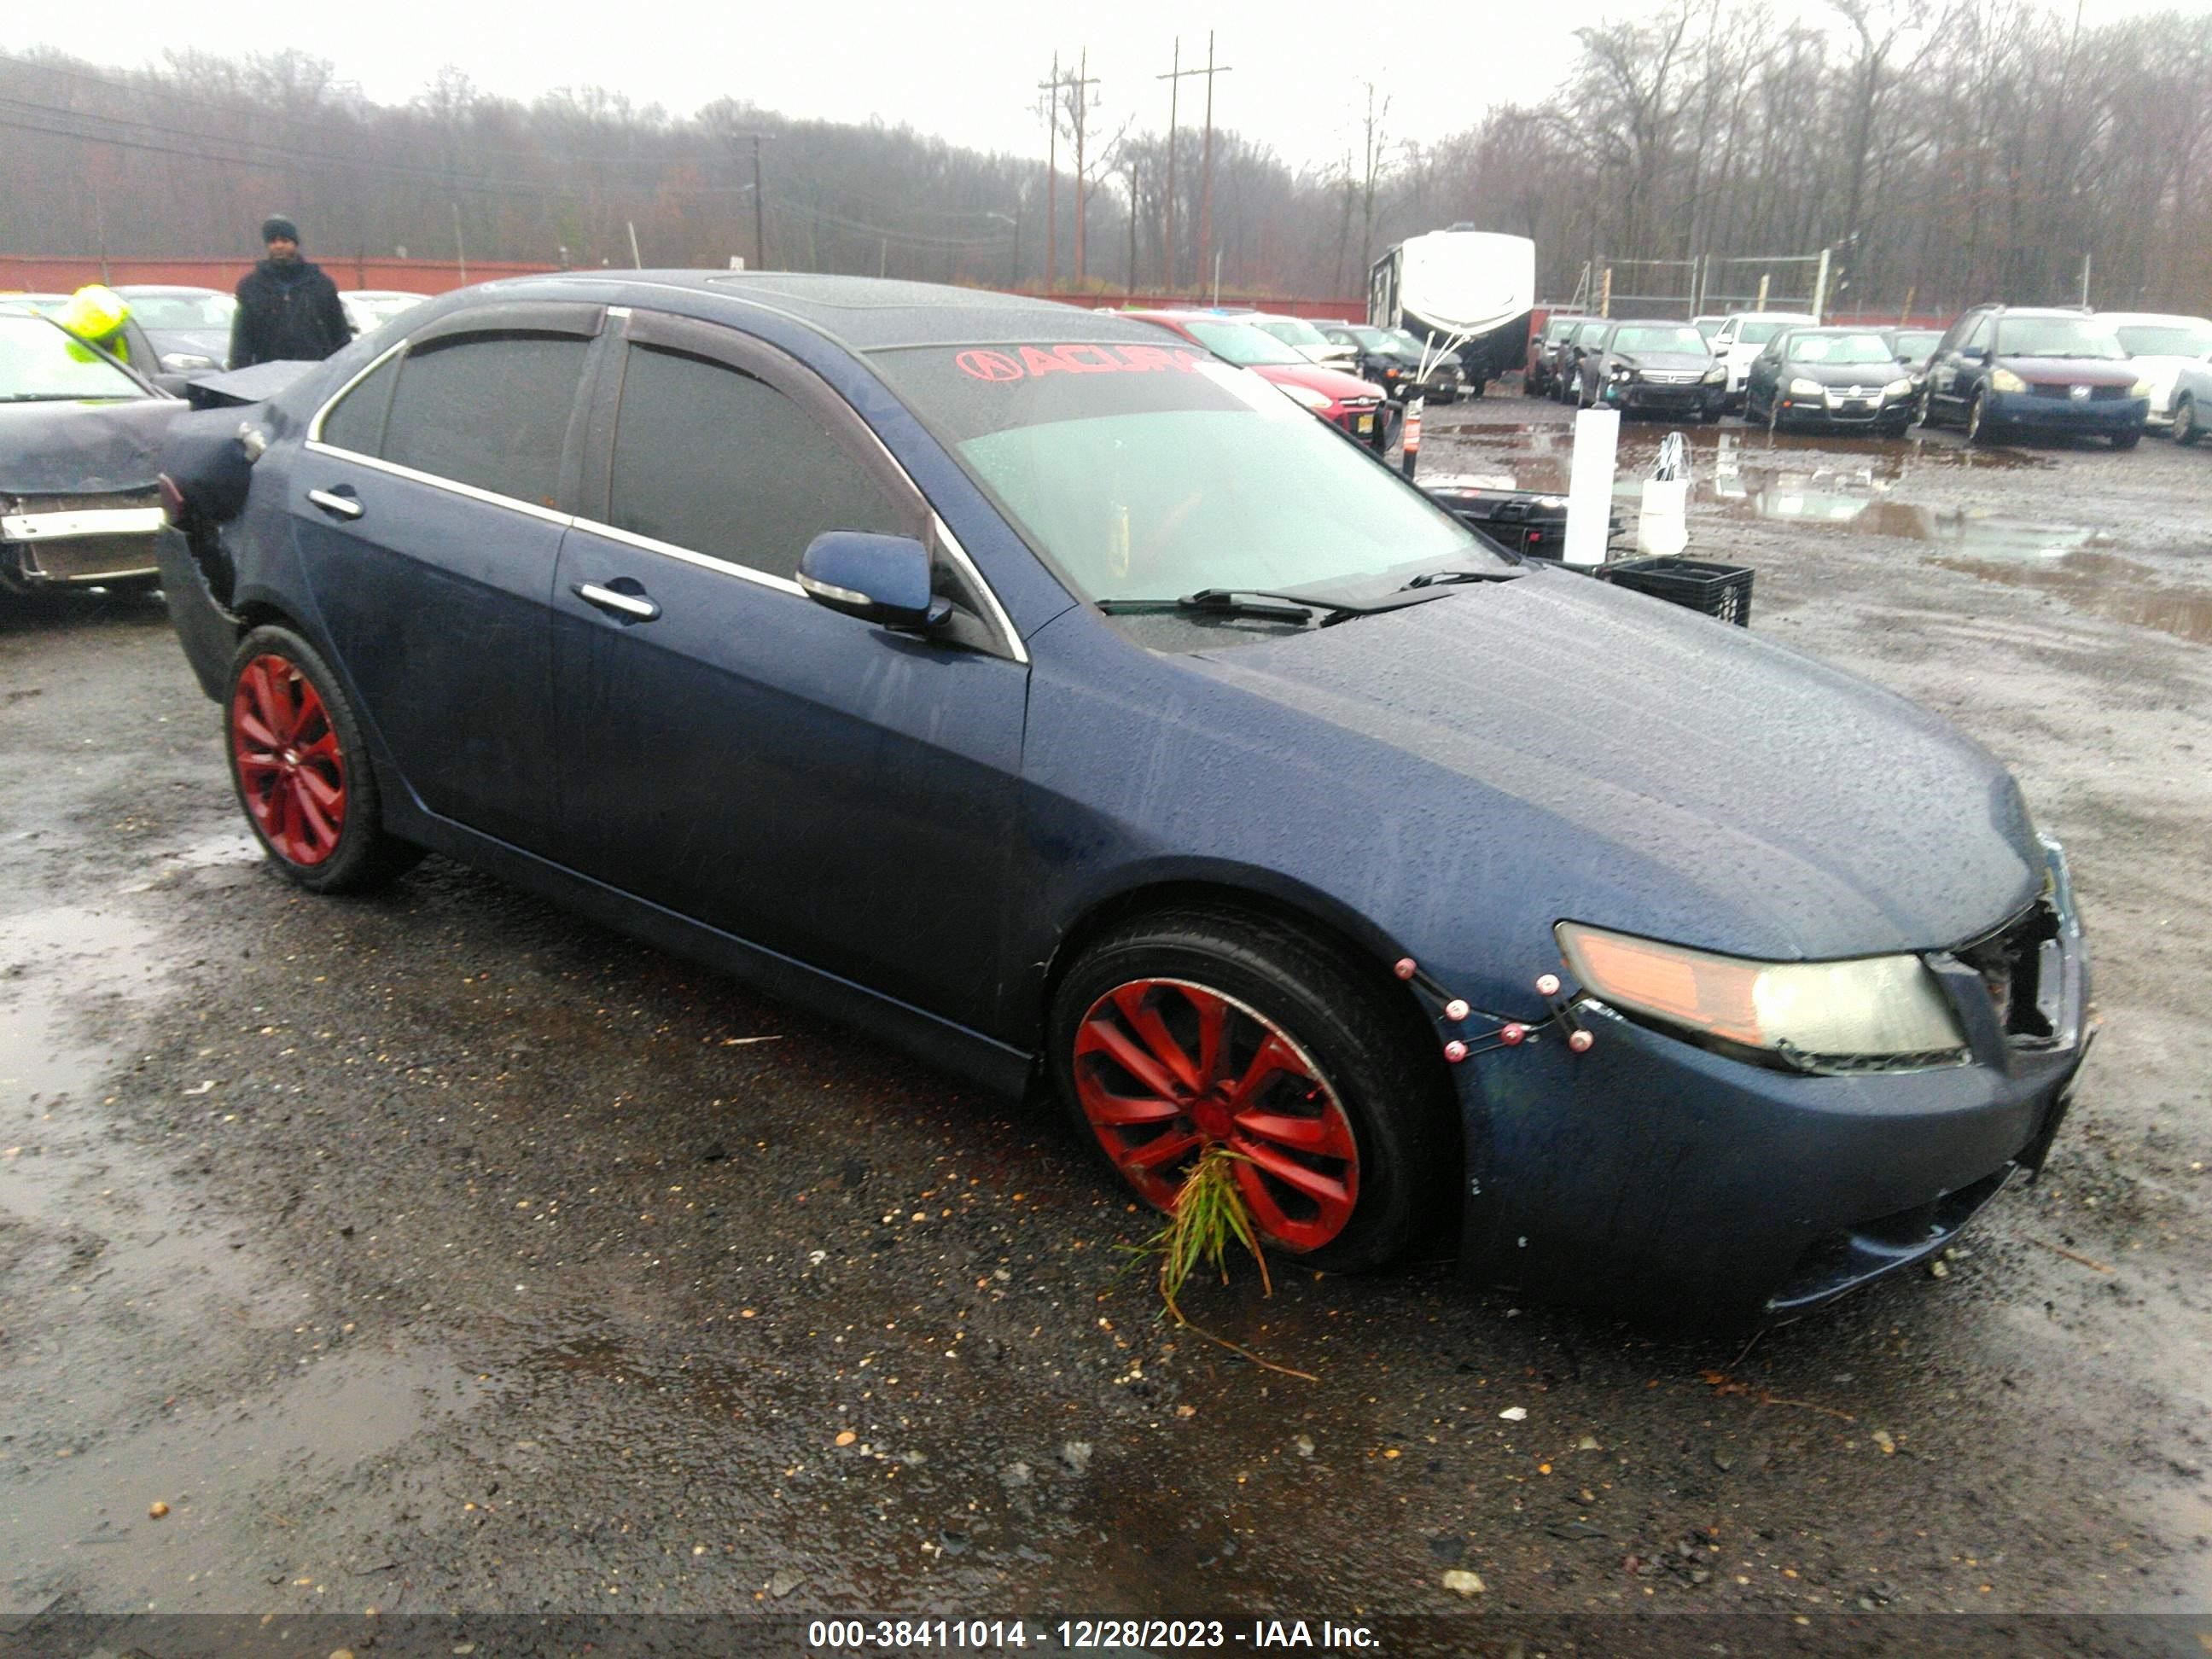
[[1, 393, 2208, 1656]]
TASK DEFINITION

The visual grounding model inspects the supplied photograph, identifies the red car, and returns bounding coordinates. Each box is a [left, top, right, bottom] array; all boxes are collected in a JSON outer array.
[[1126, 310, 1391, 450]]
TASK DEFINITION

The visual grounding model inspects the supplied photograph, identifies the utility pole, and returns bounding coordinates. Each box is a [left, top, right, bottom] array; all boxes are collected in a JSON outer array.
[[1158, 38, 1186, 291], [752, 135, 767, 271], [1196, 34, 1231, 303], [1038, 53, 1061, 289]]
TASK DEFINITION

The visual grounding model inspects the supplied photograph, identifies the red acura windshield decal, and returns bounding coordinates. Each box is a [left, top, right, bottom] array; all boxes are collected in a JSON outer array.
[[955, 343, 1205, 381]]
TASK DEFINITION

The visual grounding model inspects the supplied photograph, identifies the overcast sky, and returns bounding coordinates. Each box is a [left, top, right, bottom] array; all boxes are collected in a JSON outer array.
[[19, 0, 2211, 175]]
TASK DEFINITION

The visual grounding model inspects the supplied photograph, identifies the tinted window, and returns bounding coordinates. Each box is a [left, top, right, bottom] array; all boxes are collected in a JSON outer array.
[[381, 333, 589, 508], [607, 344, 905, 579], [319, 353, 399, 455], [1960, 313, 1994, 351], [1611, 326, 1708, 354]]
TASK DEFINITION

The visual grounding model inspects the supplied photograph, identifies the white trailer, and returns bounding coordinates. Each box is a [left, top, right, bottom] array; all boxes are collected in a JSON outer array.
[[1369, 226, 1537, 395]]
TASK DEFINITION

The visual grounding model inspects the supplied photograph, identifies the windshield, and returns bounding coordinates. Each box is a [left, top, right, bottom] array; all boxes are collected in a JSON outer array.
[[1340, 325, 1393, 349], [347, 294, 424, 327], [1889, 330, 1942, 360], [1178, 318, 1309, 367], [1544, 317, 1586, 343], [0, 315, 147, 400], [1994, 317, 2124, 358], [1735, 318, 1792, 346], [1611, 325, 1708, 355], [874, 341, 1505, 624], [124, 291, 233, 329], [1788, 333, 1895, 365], [1254, 316, 1329, 348], [1692, 318, 1723, 341], [1572, 322, 1609, 346], [2115, 323, 2212, 358]]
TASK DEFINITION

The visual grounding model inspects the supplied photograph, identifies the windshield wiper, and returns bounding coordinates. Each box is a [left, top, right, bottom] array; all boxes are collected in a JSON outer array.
[[1095, 587, 1376, 626], [1398, 565, 1526, 591]]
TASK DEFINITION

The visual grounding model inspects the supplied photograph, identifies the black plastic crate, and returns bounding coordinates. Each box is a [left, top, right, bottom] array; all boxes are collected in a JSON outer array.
[[1601, 556, 1754, 626]]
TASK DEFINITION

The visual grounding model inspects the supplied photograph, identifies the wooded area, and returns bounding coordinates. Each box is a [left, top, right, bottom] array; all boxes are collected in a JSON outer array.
[[3, 0, 2208, 314]]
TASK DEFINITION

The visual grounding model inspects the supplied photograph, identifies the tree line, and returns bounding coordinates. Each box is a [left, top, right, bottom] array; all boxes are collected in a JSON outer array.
[[3, 1, 2207, 317]]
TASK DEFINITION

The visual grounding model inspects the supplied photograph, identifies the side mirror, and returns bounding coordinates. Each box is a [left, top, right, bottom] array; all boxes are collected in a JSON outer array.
[[798, 531, 948, 632]]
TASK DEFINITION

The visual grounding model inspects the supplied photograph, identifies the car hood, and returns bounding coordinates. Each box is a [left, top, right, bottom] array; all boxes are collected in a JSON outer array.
[[1617, 352, 1713, 372], [1254, 364, 1380, 399], [1997, 356, 2137, 386], [0, 397, 178, 495], [1188, 569, 2041, 964], [1789, 360, 1909, 385]]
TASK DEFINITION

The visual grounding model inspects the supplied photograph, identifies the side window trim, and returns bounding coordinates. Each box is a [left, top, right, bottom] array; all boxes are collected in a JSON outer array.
[[575, 309, 1028, 665], [306, 338, 408, 448]]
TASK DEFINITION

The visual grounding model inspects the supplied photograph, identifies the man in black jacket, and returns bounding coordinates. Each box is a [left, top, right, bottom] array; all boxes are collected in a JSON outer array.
[[229, 216, 352, 367]]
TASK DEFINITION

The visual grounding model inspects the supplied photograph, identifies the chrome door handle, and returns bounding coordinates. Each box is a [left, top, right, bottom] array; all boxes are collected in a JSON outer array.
[[573, 582, 661, 622], [307, 487, 363, 520]]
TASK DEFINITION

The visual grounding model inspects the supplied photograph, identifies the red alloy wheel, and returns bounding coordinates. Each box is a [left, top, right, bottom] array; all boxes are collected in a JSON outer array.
[[230, 654, 346, 867], [1072, 978, 1360, 1253]]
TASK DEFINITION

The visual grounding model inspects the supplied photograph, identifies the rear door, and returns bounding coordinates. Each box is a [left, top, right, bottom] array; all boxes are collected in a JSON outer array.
[[294, 302, 602, 849], [1930, 311, 1989, 419], [550, 309, 1028, 1030]]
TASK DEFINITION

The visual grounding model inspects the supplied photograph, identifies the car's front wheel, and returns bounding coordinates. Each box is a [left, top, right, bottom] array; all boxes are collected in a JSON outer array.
[[1966, 388, 1996, 445], [225, 625, 423, 894], [1048, 908, 1452, 1273], [2177, 395, 2203, 446], [2110, 428, 2141, 451]]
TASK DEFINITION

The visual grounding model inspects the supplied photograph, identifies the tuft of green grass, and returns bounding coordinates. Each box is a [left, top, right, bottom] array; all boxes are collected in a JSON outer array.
[[1122, 1145, 1316, 1382]]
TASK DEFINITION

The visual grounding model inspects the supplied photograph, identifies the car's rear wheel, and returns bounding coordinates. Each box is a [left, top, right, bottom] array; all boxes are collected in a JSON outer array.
[[2110, 428, 2141, 451], [1917, 386, 1937, 428], [226, 625, 422, 894], [2177, 395, 2203, 446], [1047, 908, 1452, 1273]]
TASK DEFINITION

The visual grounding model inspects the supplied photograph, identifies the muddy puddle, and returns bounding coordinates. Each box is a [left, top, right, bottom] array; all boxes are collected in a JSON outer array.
[[1935, 551, 2212, 645]]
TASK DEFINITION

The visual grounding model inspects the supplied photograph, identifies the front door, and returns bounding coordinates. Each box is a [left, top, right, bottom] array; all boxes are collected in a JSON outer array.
[[550, 311, 1028, 1031]]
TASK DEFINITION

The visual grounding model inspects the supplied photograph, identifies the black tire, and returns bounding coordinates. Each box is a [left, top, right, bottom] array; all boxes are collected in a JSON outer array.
[[1966, 388, 1995, 445], [1916, 386, 1937, 429], [2110, 428, 2141, 451], [1046, 906, 1454, 1273], [225, 624, 423, 894], [2177, 396, 2203, 446], [1765, 391, 1783, 434]]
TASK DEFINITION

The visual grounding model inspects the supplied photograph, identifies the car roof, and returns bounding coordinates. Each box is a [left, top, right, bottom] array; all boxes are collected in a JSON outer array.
[[479, 271, 1175, 352], [2096, 311, 2209, 327], [113, 284, 226, 296]]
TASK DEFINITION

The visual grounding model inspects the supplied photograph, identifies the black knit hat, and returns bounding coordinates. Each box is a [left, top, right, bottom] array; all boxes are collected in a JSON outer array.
[[261, 215, 300, 245]]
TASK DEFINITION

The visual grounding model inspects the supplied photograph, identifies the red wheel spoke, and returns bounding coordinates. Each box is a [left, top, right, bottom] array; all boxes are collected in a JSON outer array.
[[1237, 1140, 1351, 1208], [234, 709, 281, 752], [248, 661, 293, 742], [1075, 1016, 1185, 1104], [1121, 1128, 1202, 1173], [1192, 992, 1226, 1086], [1225, 1032, 1303, 1106], [1110, 984, 1202, 1091], [236, 751, 283, 777], [1233, 1108, 1356, 1161], [1231, 1155, 1302, 1241], [300, 731, 340, 764], [1085, 1093, 1185, 1128], [295, 784, 338, 850], [297, 768, 343, 812]]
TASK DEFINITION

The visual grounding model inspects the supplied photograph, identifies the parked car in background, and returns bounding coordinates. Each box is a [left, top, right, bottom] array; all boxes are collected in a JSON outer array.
[[1708, 311, 1818, 410], [1573, 319, 1726, 420], [340, 289, 429, 339], [1, 293, 170, 388], [1690, 314, 1727, 343], [1132, 310, 1390, 449], [154, 272, 2088, 1319], [113, 285, 234, 374], [0, 310, 177, 595], [1555, 318, 1612, 403], [1526, 312, 1596, 397], [1919, 306, 2149, 447], [1881, 327, 1945, 394], [1743, 327, 1917, 434], [2099, 311, 2212, 431], [1242, 312, 1357, 368], [1313, 322, 1467, 404], [2168, 354, 2211, 446]]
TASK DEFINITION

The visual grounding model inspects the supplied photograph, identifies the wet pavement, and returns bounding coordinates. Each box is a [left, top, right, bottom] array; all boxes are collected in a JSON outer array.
[[2, 398, 2210, 1650]]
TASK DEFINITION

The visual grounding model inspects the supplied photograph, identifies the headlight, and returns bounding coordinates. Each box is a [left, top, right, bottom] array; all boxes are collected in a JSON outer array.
[[1279, 382, 1333, 412], [1556, 922, 1966, 1061], [1703, 364, 1726, 384], [160, 352, 217, 371], [1989, 368, 2028, 394], [2129, 378, 2153, 399], [1788, 377, 1824, 397], [1883, 377, 1914, 398], [1610, 364, 1636, 381]]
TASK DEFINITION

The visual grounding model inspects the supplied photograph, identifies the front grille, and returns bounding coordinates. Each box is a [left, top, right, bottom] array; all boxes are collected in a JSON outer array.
[[1953, 898, 2064, 1046], [17, 532, 161, 583], [2028, 382, 2129, 402]]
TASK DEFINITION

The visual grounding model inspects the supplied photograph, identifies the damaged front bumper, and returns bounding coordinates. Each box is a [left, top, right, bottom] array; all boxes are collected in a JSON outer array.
[[1451, 841, 2091, 1321], [0, 498, 164, 591]]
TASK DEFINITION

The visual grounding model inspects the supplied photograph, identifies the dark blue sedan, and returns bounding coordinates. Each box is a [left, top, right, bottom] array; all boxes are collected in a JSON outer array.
[[155, 274, 2090, 1319]]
